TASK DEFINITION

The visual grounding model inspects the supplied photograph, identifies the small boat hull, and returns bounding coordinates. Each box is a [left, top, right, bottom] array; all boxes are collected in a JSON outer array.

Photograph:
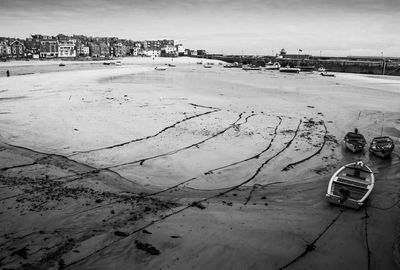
[[155, 66, 167, 71], [279, 67, 300, 73], [344, 132, 366, 153], [326, 161, 374, 209], [369, 136, 394, 158], [320, 72, 335, 77]]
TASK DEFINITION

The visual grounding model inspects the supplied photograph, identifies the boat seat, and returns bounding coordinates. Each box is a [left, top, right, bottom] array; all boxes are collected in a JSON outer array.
[[335, 177, 369, 189], [344, 173, 366, 180]]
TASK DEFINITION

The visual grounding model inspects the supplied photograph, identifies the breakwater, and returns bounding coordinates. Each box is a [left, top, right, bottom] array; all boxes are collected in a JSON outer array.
[[197, 55, 400, 76]]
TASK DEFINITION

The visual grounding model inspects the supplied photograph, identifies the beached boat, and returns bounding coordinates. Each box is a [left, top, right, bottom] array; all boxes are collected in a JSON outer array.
[[242, 65, 261, 71], [326, 161, 374, 209], [279, 66, 300, 73], [59, 63, 65, 67], [318, 67, 326, 72], [224, 62, 242, 68], [115, 61, 122, 66], [369, 136, 395, 158], [167, 64, 176, 67], [203, 64, 213, 68], [196, 62, 203, 65], [320, 72, 335, 77], [297, 66, 315, 72], [344, 129, 366, 153], [103, 62, 111, 65], [155, 66, 167, 71], [265, 62, 280, 70]]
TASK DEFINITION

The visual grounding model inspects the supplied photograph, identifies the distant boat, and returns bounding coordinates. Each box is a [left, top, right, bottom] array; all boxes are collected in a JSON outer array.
[[242, 65, 261, 71], [59, 63, 65, 67], [155, 66, 167, 71], [344, 129, 366, 153], [320, 72, 335, 77], [369, 136, 394, 158], [279, 66, 300, 73], [224, 62, 242, 68], [326, 161, 374, 209], [297, 66, 315, 72], [203, 64, 213, 68], [265, 62, 280, 70]]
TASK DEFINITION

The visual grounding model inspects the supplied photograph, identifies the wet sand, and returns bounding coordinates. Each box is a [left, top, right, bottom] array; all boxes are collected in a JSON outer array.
[[0, 57, 399, 269]]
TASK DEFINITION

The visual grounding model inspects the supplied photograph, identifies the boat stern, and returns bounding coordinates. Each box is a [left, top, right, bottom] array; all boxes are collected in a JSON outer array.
[[325, 193, 363, 209]]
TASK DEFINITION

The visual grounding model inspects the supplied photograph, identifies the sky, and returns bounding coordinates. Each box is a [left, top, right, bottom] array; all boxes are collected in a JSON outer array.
[[1, 0, 400, 56]]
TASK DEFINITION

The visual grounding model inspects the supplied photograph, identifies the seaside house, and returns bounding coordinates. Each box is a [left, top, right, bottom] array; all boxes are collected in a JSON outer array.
[[40, 39, 58, 58], [112, 42, 127, 57], [197, 50, 207, 56], [176, 44, 185, 56], [76, 43, 90, 57], [99, 42, 110, 57], [58, 39, 76, 58], [160, 45, 177, 57], [0, 39, 11, 58], [9, 40, 25, 58], [143, 48, 161, 57], [88, 42, 100, 57]]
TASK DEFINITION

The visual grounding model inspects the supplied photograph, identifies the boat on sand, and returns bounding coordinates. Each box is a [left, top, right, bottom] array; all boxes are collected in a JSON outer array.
[[326, 161, 374, 209], [155, 66, 167, 71], [320, 72, 335, 77], [369, 136, 395, 158], [344, 129, 366, 152], [279, 66, 300, 73]]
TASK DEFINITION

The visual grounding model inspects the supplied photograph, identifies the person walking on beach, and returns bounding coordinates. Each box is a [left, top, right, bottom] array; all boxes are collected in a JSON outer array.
[[6, 70, 10, 77]]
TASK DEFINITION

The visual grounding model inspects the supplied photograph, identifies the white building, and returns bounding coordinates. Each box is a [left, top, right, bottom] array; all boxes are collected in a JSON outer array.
[[161, 45, 176, 54], [176, 44, 185, 55], [131, 47, 140, 56], [0, 40, 11, 56], [76, 44, 89, 56], [144, 49, 161, 57], [58, 39, 76, 58]]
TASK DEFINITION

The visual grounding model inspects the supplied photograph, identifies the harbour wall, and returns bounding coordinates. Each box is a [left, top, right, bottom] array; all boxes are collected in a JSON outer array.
[[197, 55, 400, 76]]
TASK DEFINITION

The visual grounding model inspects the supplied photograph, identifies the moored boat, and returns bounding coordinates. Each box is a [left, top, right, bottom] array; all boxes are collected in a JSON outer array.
[[279, 66, 300, 73], [369, 136, 394, 158], [297, 66, 315, 72], [326, 161, 374, 209], [242, 65, 261, 71], [265, 62, 280, 70], [344, 129, 366, 152], [320, 72, 335, 77]]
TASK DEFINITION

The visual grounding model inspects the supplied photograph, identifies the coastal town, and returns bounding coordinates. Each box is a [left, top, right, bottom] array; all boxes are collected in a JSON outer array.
[[0, 34, 206, 60]]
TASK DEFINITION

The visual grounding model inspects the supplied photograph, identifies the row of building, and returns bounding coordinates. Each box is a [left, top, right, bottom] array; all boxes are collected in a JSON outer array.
[[0, 34, 207, 59]]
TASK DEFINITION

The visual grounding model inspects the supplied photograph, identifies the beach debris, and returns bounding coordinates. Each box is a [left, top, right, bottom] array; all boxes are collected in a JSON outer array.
[[142, 229, 152, 234], [190, 201, 206, 210], [170, 235, 182, 238], [135, 240, 160, 255], [114, 230, 129, 237]]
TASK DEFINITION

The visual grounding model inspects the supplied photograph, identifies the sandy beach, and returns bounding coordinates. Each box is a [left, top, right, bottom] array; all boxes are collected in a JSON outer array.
[[0, 57, 399, 270]]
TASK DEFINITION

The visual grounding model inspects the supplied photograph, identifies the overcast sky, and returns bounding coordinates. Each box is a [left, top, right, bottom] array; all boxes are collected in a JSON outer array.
[[1, 0, 399, 56]]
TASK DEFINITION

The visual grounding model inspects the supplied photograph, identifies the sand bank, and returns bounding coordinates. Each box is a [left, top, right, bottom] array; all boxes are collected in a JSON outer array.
[[0, 60, 399, 269]]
